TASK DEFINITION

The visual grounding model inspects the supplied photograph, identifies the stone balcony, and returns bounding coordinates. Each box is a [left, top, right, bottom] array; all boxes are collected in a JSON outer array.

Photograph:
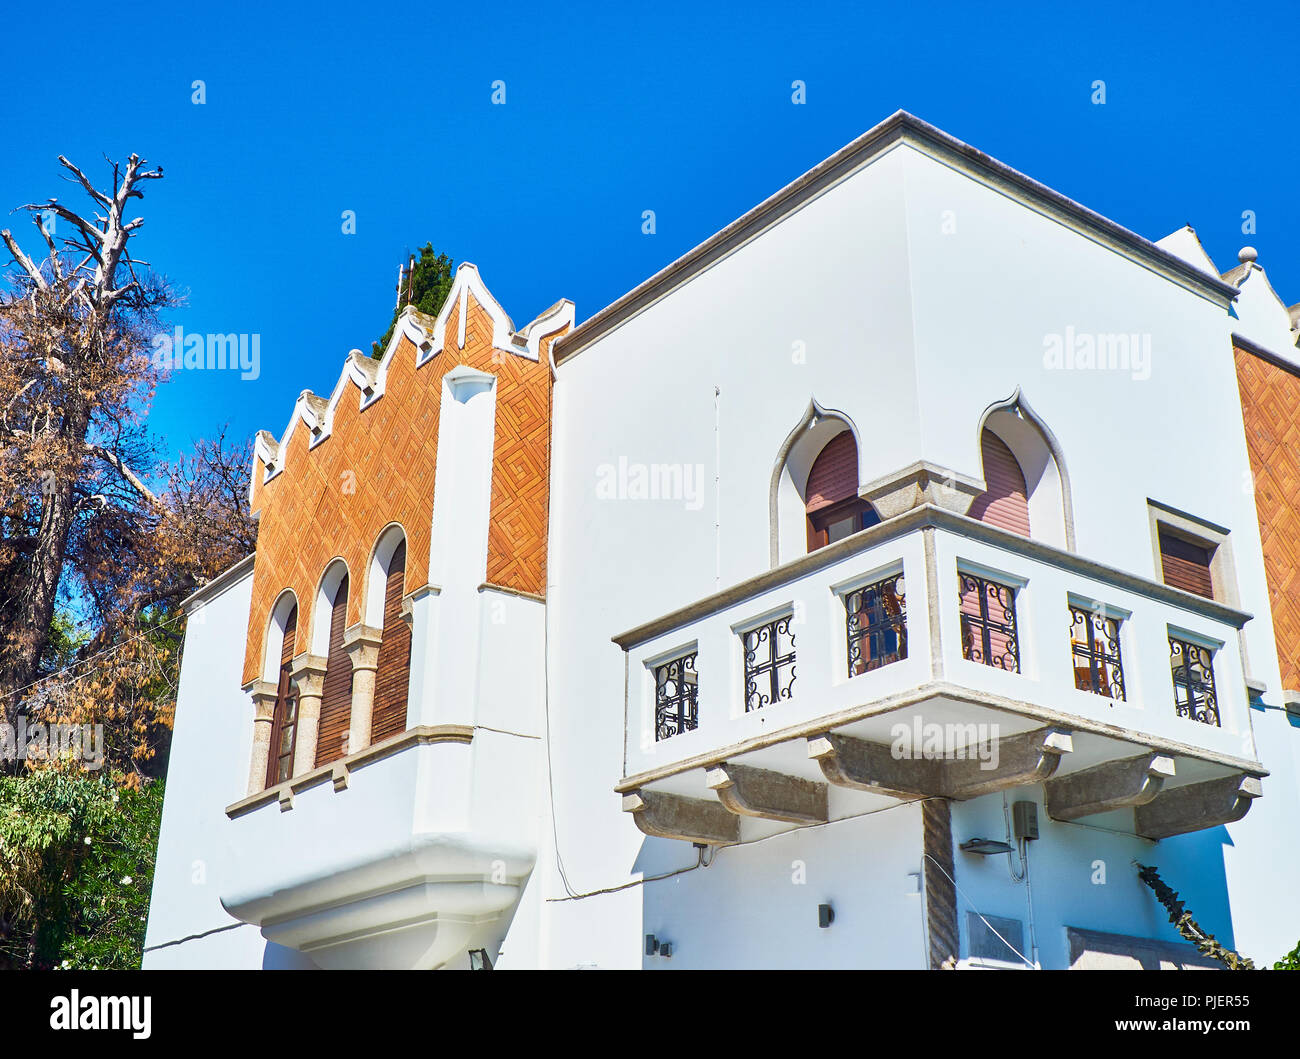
[[613, 506, 1265, 847]]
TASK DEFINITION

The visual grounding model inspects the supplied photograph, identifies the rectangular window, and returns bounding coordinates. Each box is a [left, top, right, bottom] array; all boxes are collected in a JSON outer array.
[[845, 572, 907, 676], [272, 692, 298, 785], [959, 571, 1020, 673], [742, 614, 796, 711], [1169, 634, 1220, 727], [1069, 604, 1126, 700], [653, 652, 698, 741], [1158, 529, 1215, 600]]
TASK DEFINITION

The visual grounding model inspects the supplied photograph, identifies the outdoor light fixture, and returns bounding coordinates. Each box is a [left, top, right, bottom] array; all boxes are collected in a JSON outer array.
[[818, 903, 835, 928], [645, 934, 672, 958], [645, 934, 659, 956], [960, 838, 1015, 855]]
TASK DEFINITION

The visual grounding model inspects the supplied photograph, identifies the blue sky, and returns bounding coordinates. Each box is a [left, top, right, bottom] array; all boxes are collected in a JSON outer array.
[[4, 0, 1296, 461]]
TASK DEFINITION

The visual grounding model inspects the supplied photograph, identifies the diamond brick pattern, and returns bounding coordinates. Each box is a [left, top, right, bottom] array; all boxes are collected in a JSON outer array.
[[1235, 346, 1300, 689], [242, 290, 562, 685]]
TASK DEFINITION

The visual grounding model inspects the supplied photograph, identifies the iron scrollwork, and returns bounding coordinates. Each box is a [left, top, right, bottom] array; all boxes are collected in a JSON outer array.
[[743, 615, 796, 712], [1069, 605, 1126, 700], [958, 573, 1020, 673], [1169, 636, 1220, 727], [654, 652, 698, 741], [845, 573, 907, 676]]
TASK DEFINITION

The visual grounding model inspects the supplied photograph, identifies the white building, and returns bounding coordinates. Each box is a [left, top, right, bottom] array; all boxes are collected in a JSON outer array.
[[144, 112, 1300, 970]]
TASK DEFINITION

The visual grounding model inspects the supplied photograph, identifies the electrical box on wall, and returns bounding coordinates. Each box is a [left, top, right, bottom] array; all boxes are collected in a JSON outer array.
[[1013, 800, 1039, 841]]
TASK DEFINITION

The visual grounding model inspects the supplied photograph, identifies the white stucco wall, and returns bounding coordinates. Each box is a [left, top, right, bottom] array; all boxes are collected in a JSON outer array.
[[543, 135, 1300, 968], [146, 124, 1300, 969], [143, 564, 286, 969]]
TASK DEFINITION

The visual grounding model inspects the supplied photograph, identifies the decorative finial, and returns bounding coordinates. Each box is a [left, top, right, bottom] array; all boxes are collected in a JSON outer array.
[[1239, 246, 1258, 264]]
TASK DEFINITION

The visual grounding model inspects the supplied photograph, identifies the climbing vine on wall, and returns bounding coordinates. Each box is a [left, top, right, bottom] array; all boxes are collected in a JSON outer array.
[[1135, 863, 1255, 970]]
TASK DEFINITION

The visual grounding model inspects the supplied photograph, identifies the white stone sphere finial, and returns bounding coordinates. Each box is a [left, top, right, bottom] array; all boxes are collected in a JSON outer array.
[[1239, 246, 1258, 264]]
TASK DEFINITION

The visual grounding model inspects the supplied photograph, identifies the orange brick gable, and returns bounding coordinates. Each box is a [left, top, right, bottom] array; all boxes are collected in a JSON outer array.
[[241, 275, 570, 688], [1235, 343, 1300, 690]]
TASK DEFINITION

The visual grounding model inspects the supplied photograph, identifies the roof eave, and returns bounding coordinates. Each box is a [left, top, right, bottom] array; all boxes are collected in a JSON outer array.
[[553, 111, 1239, 366]]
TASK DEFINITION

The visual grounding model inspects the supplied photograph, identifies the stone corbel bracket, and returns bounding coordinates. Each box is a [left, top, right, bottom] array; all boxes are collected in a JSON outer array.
[[808, 732, 943, 800], [944, 728, 1074, 799], [706, 763, 828, 824], [809, 727, 1072, 802], [622, 790, 739, 846], [1134, 774, 1263, 840], [1045, 752, 1175, 822]]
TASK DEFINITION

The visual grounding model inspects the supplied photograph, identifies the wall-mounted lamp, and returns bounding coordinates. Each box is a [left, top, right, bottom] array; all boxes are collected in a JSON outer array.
[[960, 837, 1015, 855], [645, 934, 673, 958]]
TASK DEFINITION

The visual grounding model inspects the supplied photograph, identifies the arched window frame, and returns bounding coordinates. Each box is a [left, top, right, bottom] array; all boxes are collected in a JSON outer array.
[[804, 430, 881, 551], [973, 390, 1075, 551], [769, 399, 877, 567], [313, 559, 354, 768], [264, 593, 299, 789], [366, 524, 412, 744]]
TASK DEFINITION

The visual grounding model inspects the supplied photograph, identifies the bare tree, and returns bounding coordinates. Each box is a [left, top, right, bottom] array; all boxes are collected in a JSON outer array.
[[0, 154, 176, 724]]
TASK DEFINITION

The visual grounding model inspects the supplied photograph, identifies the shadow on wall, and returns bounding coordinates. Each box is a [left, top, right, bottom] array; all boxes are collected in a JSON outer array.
[[1141, 824, 1239, 957], [262, 941, 320, 970]]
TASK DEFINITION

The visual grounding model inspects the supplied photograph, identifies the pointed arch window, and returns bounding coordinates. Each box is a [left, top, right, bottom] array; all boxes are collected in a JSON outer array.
[[266, 604, 299, 788], [968, 428, 1031, 537], [316, 574, 353, 767], [371, 539, 412, 744], [805, 430, 879, 552]]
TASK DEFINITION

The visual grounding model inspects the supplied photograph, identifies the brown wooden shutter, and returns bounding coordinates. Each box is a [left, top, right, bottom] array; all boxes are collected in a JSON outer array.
[[315, 575, 353, 768], [266, 605, 298, 789], [805, 431, 858, 514], [968, 429, 1031, 537], [370, 540, 411, 744], [1159, 530, 1215, 600]]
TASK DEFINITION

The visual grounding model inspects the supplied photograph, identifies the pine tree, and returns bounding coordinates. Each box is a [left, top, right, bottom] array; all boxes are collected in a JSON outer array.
[[371, 243, 454, 357]]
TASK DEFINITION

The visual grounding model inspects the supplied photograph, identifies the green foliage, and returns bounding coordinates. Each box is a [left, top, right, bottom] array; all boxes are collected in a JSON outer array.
[[0, 770, 163, 968], [38, 611, 87, 678], [371, 243, 454, 357], [1276, 940, 1300, 970]]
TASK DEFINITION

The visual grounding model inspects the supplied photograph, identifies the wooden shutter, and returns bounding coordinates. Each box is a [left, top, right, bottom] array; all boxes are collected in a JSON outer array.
[[1159, 530, 1215, 600], [805, 431, 858, 514], [265, 605, 298, 789], [968, 430, 1031, 537], [315, 575, 353, 768], [370, 540, 411, 744]]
